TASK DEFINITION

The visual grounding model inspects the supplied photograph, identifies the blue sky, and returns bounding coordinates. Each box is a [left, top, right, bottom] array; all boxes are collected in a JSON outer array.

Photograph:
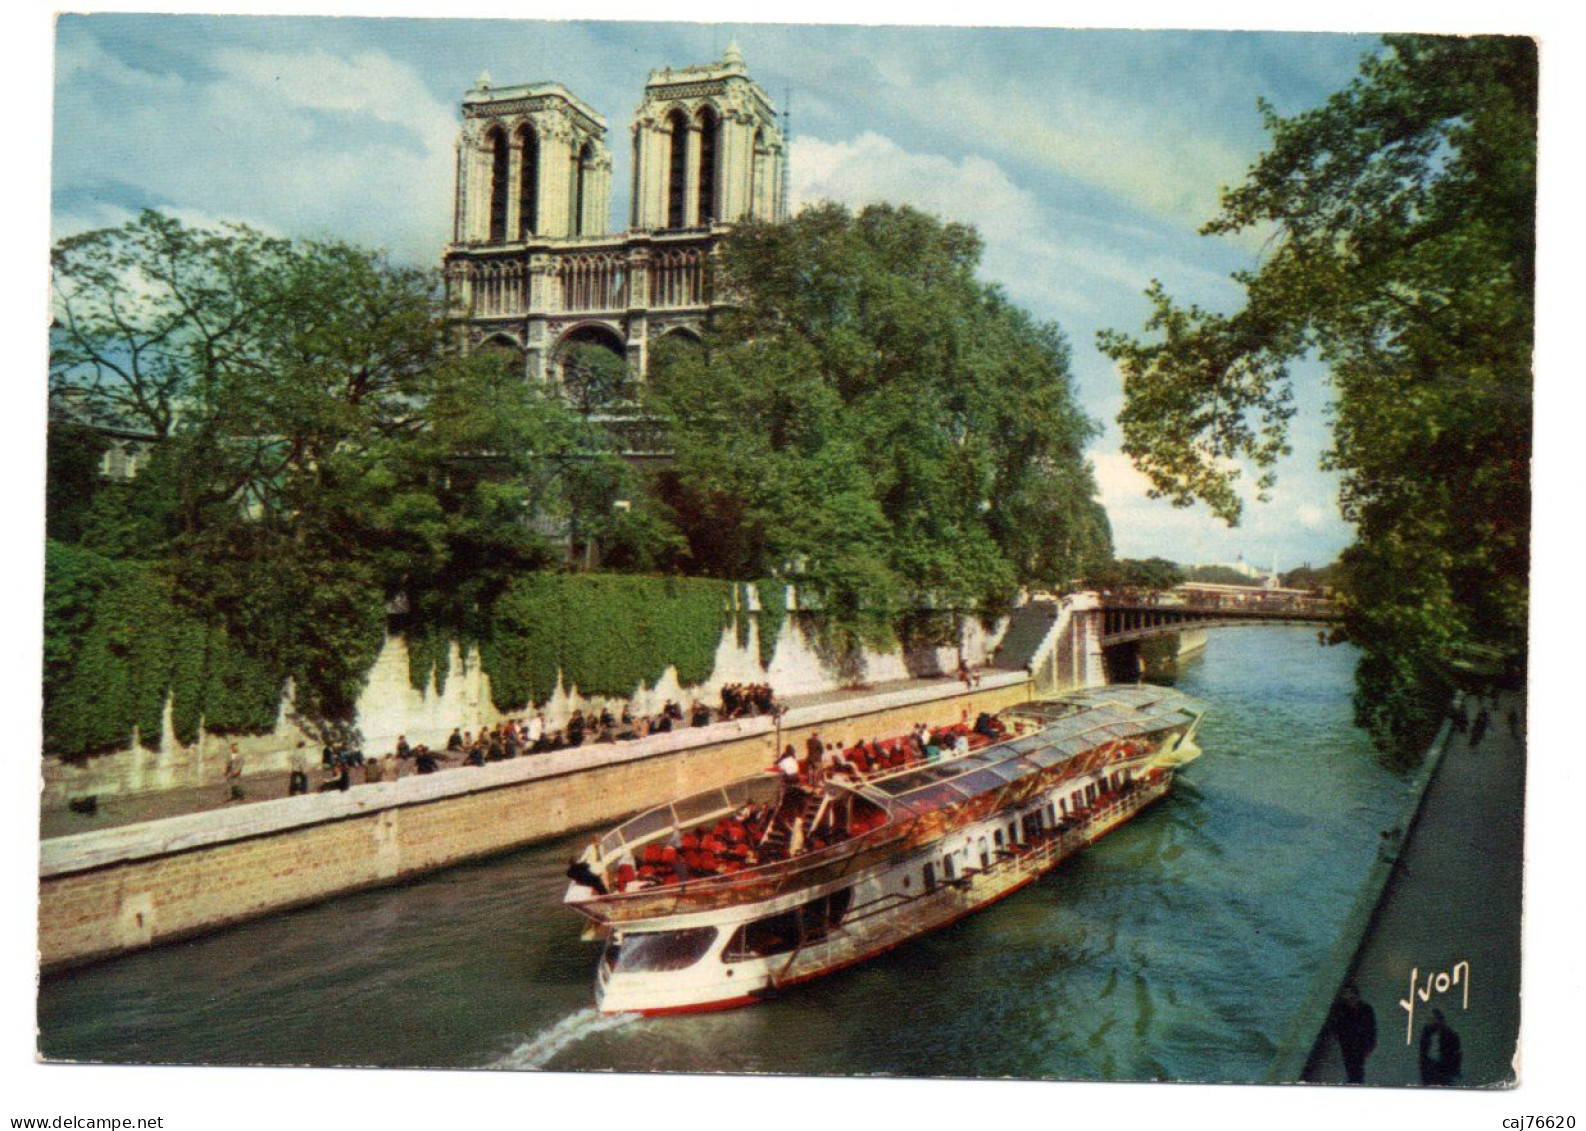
[[52, 14, 1379, 571]]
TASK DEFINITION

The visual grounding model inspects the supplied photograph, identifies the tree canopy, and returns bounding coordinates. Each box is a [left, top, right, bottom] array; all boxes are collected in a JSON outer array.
[[1098, 35, 1535, 748], [649, 202, 1113, 624], [48, 211, 643, 739]]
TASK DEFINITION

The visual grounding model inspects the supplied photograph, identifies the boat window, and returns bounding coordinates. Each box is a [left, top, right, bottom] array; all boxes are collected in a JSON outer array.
[[1023, 746, 1072, 770], [978, 837, 990, 870], [722, 889, 852, 961], [618, 805, 675, 845], [993, 828, 1004, 849], [923, 863, 936, 892], [943, 855, 957, 881], [673, 790, 727, 825], [953, 769, 1010, 798], [895, 782, 970, 813], [611, 927, 719, 974], [1046, 804, 1057, 825], [870, 768, 941, 796], [988, 758, 1037, 783], [1008, 822, 1018, 844]]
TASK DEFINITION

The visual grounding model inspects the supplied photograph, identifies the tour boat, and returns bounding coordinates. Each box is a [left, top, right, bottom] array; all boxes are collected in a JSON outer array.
[[563, 683, 1207, 1016]]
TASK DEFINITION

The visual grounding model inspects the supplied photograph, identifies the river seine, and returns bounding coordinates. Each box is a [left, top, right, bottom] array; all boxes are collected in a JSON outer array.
[[38, 626, 1411, 1081]]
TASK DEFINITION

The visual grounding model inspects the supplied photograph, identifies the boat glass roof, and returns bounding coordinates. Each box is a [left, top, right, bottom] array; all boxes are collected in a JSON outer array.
[[853, 685, 1204, 816]]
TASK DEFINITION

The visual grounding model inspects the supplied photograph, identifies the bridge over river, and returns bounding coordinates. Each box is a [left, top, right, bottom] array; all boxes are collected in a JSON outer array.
[[990, 585, 1339, 694]]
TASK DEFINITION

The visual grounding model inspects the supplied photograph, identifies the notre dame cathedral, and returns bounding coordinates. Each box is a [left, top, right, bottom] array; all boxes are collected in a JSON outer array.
[[443, 43, 788, 394]]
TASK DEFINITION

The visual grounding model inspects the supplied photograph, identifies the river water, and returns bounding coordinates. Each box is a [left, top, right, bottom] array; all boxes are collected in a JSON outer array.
[[38, 626, 1412, 1082]]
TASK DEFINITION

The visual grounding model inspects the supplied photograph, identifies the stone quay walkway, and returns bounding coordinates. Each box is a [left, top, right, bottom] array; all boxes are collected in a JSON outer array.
[[39, 672, 996, 842], [1302, 692, 1525, 1088]]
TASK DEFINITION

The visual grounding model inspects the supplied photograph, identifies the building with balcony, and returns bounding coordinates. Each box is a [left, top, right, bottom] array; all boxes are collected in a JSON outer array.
[[442, 43, 788, 388]]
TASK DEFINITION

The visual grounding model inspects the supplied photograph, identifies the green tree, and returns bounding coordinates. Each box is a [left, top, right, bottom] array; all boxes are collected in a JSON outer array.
[[1184, 564, 1262, 586], [1091, 557, 1185, 592], [650, 203, 1109, 624], [1098, 36, 1534, 748], [46, 211, 648, 742]]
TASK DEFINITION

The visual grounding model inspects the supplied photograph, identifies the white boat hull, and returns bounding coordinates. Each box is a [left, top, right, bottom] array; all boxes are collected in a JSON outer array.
[[594, 767, 1179, 1015]]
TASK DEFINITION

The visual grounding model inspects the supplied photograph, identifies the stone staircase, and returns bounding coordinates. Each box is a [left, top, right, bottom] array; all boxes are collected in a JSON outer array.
[[990, 601, 1063, 672]]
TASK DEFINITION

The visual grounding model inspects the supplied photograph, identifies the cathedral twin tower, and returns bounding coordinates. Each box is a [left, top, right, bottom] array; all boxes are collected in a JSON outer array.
[[444, 43, 788, 389]]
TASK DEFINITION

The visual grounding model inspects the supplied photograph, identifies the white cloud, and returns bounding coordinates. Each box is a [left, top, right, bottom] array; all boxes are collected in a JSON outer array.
[[214, 47, 457, 155], [54, 34, 458, 264], [791, 131, 1216, 317]]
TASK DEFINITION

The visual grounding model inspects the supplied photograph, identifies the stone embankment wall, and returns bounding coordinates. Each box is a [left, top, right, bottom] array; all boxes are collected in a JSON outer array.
[[39, 672, 1032, 971], [42, 612, 1009, 807]]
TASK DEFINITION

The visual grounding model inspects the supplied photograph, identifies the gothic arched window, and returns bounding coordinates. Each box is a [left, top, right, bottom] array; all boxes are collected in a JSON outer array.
[[750, 128, 767, 220], [518, 124, 540, 238], [695, 106, 719, 226], [666, 109, 689, 230], [573, 141, 594, 236], [487, 127, 509, 244]]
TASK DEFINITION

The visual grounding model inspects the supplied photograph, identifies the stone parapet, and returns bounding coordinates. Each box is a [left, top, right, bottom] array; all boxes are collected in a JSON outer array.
[[38, 672, 1031, 970]]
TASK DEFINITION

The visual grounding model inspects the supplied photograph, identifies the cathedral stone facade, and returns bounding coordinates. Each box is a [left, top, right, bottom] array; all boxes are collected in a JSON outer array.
[[443, 44, 787, 396]]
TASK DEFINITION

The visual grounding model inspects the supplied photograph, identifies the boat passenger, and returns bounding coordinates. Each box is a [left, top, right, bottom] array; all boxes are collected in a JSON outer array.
[[567, 857, 609, 895], [776, 745, 800, 782]]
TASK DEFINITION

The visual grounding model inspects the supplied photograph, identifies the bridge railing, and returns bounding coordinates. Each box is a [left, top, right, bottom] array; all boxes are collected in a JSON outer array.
[[1097, 588, 1337, 619]]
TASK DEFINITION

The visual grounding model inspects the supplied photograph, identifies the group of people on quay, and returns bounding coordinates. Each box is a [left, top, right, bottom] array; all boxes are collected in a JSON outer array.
[[717, 682, 777, 718], [277, 686, 785, 799]]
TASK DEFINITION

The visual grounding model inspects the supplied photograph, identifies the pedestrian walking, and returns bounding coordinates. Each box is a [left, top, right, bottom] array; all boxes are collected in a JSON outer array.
[[1418, 1009, 1463, 1086], [225, 744, 245, 802], [1471, 706, 1491, 749], [1325, 982, 1377, 1084]]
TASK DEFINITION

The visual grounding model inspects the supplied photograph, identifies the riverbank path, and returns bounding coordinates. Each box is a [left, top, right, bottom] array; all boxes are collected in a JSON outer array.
[[39, 672, 992, 841], [1303, 692, 1525, 1088]]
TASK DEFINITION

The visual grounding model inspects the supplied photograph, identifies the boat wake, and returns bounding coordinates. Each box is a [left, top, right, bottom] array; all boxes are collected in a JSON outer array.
[[489, 1008, 639, 1070]]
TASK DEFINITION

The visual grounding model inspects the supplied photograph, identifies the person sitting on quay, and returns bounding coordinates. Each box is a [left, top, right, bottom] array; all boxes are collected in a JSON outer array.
[[364, 755, 386, 784], [689, 700, 712, 728], [653, 710, 672, 734], [446, 727, 464, 755], [414, 744, 442, 775], [566, 710, 587, 748], [319, 758, 353, 792]]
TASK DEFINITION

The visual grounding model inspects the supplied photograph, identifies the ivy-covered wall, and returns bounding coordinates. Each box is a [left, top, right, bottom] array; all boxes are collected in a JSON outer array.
[[44, 542, 285, 759], [44, 557, 973, 762], [475, 574, 740, 712]]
